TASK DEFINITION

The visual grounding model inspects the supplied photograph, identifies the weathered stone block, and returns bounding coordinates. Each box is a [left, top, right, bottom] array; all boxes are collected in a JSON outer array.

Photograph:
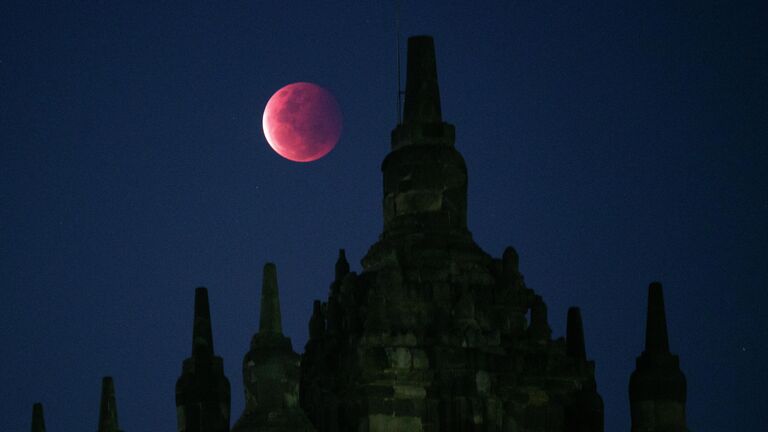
[[393, 384, 427, 400]]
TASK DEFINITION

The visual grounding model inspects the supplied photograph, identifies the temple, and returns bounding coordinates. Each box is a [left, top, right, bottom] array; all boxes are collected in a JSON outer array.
[[28, 35, 688, 432], [300, 36, 604, 432]]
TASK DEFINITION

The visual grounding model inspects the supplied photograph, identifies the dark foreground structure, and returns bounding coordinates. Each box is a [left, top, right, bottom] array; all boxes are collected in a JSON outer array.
[[29, 36, 688, 432]]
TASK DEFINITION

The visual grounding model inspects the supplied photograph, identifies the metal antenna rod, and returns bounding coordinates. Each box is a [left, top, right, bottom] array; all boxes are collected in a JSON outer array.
[[396, 0, 402, 124]]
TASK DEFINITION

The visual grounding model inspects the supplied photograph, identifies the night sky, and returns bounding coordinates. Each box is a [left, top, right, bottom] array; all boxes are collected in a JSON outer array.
[[2, 1, 766, 431]]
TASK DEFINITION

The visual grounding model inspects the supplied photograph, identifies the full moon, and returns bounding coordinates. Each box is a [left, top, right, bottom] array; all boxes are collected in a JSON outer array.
[[262, 82, 343, 162]]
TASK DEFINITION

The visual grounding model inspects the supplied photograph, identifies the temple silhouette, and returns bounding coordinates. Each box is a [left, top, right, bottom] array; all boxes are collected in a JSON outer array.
[[29, 36, 688, 432]]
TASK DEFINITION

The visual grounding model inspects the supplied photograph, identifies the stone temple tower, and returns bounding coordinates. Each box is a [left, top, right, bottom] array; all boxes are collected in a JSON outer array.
[[299, 35, 604, 432], [176, 287, 231, 432], [231, 263, 315, 431], [629, 283, 687, 432], [97, 377, 123, 432]]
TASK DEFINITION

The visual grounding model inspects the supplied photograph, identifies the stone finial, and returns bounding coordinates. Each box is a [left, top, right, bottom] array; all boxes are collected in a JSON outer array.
[[31, 403, 46, 432], [630, 282, 687, 431], [335, 249, 350, 281], [98, 377, 121, 432], [380, 35, 468, 236], [192, 287, 214, 357], [502, 247, 519, 273], [644, 281, 670, 354], [502, 246, 520, 288], [259, 262, 283, 334], [234, 266, 315, 431], [402, 36, 442, 124], [177, 287, 231, 432], [566, 307, 587, 361]]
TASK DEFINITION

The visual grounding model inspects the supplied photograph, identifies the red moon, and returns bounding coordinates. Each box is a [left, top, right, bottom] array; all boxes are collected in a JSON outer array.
[[262, 82, 343, 162]]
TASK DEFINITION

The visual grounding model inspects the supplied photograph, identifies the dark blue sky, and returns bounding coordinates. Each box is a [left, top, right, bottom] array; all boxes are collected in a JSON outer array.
[[1, 1, 766, 431]]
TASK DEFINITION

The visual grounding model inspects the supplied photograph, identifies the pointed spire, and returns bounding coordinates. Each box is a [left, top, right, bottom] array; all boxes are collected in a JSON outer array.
[[566, 307, 587, 361], [31, 403, 46, 432], [192, 287, 214, 356], [259, 263, 283, 334], [98, 377, 120, 432], [644, 281, 670, 354], [235, 264, 314, 431], [402, 36, 442, 124], [630, 282, 687, 431], [177, 287, 231, 432], [378, 35, 469, 238], [335, 249, 350, 281]]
